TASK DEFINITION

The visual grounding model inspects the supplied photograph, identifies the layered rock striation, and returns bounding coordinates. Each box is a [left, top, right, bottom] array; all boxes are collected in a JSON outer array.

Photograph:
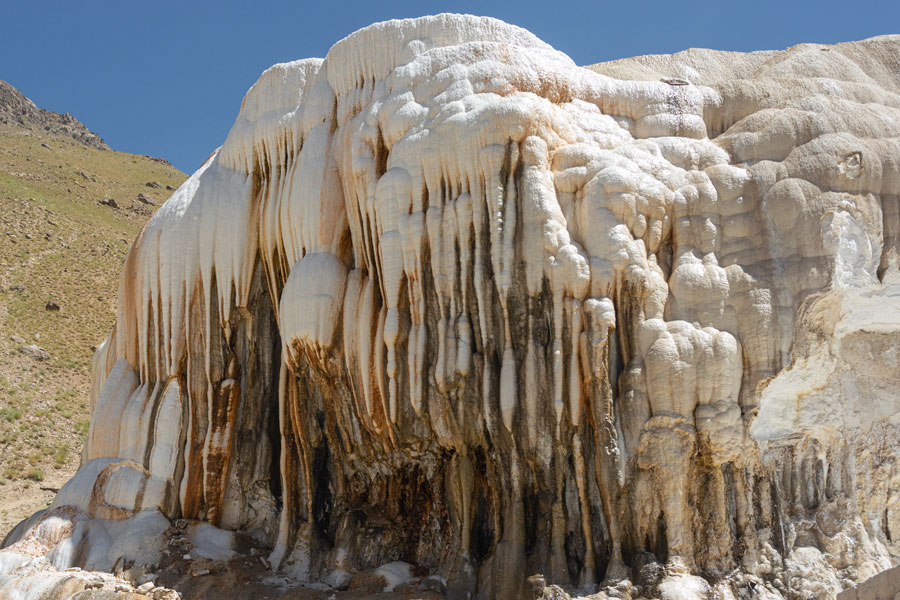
[[3, 15, 900, 600]]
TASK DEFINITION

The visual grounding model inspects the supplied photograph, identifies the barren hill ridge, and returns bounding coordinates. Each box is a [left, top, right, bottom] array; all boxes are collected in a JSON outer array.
[[0, 80, 109, 150]]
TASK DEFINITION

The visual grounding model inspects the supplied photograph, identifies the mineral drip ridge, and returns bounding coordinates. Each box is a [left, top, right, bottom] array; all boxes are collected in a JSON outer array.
[[3, 14, 900, 599]]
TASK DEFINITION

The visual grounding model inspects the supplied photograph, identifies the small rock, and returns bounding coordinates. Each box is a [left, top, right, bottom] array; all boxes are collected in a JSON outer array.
[[348, 570, 387, 594], [19, 344, 50, 360], [24, 233, 32, 239], [146, 181, 162, 188], [45, 301, 60, 311], [540, 584, 572, 600], [165, 185, 176, 191], [41, 142, 52, 149], [10, 284, 25, 292], [326, 569, 353, 590], [417, 575, 448, 594], [137, 192, 155, 205], [632, 551, 665, 592], [182, 553, 191, 560], [124, 564, 149, 583], [10, 334, 25, 344], [99, 197, 119, 209], [137, 582, 155, 593], [191, 568, 210, 577], [526, 574, 547, 599], [658, 573, 711, 600]]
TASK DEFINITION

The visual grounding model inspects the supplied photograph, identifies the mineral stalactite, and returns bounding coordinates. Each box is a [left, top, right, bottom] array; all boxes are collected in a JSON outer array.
[[3, 15, 900, 600]]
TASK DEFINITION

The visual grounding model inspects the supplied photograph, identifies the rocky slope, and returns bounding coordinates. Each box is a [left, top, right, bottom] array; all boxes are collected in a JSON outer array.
[[0, 80, 110, 150], [0, 81, 186, 541], [2, 15, 900, 600]]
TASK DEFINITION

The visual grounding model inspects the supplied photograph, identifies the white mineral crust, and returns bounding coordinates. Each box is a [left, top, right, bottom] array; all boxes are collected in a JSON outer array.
[[3, 14, 900, 600]]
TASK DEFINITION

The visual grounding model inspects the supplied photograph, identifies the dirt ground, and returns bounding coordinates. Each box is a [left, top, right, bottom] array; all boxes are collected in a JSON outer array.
[[0, 466, 74, 542]]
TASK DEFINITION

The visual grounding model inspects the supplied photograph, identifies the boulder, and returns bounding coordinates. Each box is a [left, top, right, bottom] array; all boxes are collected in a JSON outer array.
[[19, 344, 50, 360]]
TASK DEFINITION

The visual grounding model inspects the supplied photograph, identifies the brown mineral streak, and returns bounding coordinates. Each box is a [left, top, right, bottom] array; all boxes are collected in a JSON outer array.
[[203, 379, 241, 525]]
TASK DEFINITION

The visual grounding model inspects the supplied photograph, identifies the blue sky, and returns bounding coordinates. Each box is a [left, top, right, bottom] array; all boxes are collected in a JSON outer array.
[[2, 0, 897, 174]]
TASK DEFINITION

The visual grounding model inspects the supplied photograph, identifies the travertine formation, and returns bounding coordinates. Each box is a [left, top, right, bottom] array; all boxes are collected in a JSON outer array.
[[3, 15, 900, 600]]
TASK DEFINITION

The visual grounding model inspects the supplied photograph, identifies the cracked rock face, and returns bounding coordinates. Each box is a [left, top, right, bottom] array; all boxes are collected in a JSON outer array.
[[3, 14, 900, 600]]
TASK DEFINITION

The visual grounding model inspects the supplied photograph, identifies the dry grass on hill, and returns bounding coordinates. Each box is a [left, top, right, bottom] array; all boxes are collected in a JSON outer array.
[[0, 122, 186, 540]]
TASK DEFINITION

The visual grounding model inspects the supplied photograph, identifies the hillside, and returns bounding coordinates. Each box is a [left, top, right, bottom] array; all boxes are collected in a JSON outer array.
[[0, 82, 186, 539], [0, 80, 109, 150]]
